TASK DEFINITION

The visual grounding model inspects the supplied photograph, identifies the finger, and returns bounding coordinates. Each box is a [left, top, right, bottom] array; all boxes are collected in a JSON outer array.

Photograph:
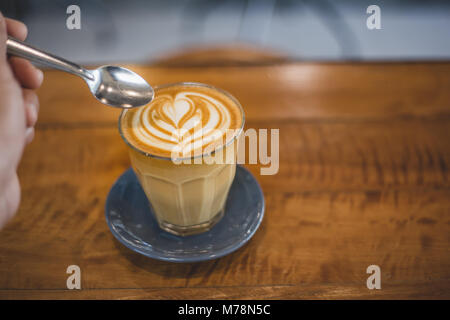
[[25, 99, 38, 127], [0, 12, 7, 59], [0, 13, 17, 81], [22, 89, 39, 127], [9, 57, 43, 89], [25, 127, 35, 144], [5, 17, 27, 40], [0, 172, 21, 229]]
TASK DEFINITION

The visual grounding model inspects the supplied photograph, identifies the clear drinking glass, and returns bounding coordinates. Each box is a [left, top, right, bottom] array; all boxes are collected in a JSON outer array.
[[118, 82, 244, 236]]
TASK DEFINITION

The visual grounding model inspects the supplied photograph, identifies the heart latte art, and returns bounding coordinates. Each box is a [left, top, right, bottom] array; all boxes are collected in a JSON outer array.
[[120, 83, 243, 158]]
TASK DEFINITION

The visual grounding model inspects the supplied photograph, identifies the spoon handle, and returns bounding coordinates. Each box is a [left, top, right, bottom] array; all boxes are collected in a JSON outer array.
[[6, 36, 94, 81]]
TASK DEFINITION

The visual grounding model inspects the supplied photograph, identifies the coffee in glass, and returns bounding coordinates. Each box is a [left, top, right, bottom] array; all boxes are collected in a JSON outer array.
[[119, 82, 244, 236]]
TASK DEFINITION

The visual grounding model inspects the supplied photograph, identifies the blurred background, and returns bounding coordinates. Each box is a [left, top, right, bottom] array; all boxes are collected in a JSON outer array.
[[1, 0, 450, 64]]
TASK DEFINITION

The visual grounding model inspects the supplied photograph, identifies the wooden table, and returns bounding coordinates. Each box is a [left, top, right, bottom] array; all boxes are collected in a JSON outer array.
[[0, 61, 449, 299]]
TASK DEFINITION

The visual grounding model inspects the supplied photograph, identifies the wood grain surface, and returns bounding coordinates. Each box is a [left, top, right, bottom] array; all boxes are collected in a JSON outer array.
[[0, 61, 449, 299]]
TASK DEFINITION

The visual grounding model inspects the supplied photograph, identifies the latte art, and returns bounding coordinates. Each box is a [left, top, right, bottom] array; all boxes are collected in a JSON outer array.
[[121, 83, 243, 158]]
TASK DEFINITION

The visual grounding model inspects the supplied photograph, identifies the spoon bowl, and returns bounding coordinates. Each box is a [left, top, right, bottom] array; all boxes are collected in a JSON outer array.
[[87, 66, 154, 109]]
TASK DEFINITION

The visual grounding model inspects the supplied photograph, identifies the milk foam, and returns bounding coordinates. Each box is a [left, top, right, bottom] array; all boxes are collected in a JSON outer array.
[[121, 84, 242, 157]]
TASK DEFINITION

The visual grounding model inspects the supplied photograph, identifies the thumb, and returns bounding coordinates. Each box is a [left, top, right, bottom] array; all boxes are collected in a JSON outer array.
[[0, 11, 7, 64], [0, 11, 14, 81]]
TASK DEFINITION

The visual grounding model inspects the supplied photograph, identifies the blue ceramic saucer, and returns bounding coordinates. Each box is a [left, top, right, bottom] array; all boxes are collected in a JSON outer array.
[[105, 165, 265, 263]]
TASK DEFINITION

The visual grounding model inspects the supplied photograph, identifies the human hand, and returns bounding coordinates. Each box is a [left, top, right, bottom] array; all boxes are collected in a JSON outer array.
[[0, 12, 43, 229]]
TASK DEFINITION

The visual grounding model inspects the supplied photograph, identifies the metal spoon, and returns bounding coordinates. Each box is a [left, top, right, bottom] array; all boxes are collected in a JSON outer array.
[[6, 36, 154, 109]]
